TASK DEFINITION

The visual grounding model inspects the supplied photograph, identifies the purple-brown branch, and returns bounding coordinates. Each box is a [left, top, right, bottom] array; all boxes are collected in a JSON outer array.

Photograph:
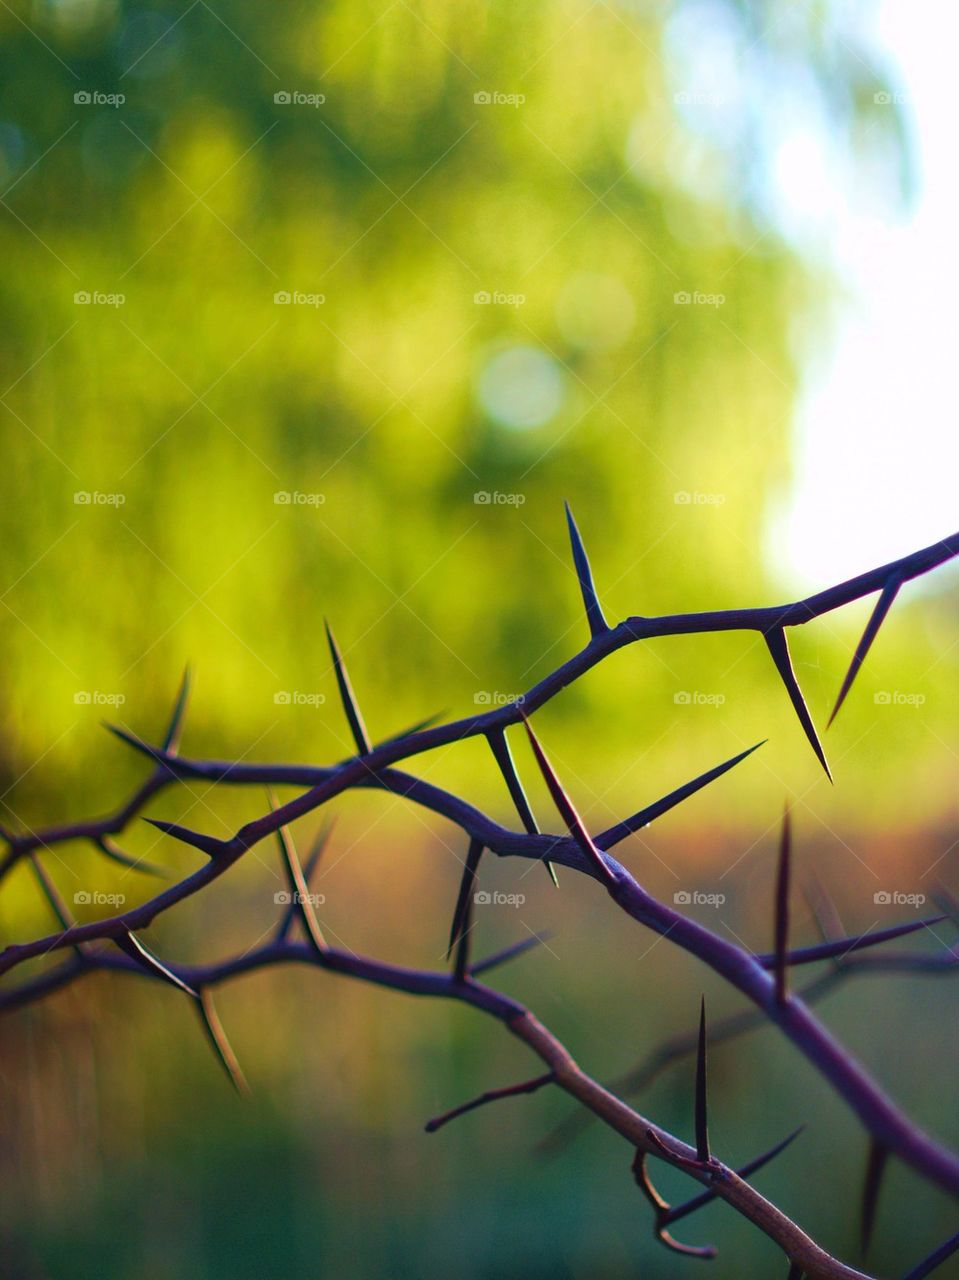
[[2, 516, 959, 1278]]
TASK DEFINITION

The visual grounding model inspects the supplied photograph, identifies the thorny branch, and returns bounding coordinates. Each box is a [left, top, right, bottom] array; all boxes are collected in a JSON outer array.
[[2, 515, 959, 1279]]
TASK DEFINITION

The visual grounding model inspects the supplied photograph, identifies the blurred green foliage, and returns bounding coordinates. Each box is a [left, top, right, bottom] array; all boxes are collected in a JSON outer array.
[[1, 3, 957, 1278]]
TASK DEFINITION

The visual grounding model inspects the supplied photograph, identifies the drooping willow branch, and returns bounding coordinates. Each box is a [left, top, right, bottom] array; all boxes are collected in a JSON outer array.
[[2, 514, 958, 1278]]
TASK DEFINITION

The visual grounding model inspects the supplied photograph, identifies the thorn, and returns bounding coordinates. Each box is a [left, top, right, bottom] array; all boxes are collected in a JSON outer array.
[[765, 628, 832, 782], [274, 822, 334, 942], [804, 870, 844, 946], [695, 996, 710, 1162], [596, 742, 765, 850], [469, 932, 551, 977], [196, 987, 249, 1096], [115, 930, 197, 997], [96, 835, 167, 878], [26, 852, 76, 936], [665, 1126, 805, 1227], [564, 500, 609, 638], [861, 1138, 889, 1256], [828, 575, 902, 728], [269, 791, 325, 954], [104, 723, 170, 766], [375, 710, 445, 748], [774, 807, 792, 1006], [520, 713, 618, 890], [901, 1229, 959, 1280], [754, 915, 947, 969], [447, 838, 483, 978], [425, 1071, 553, 1133], [486, 728, 557, 886], [143, 819, 227, 860], [161, 665, 192, 754], [324, 620, 372, 755]]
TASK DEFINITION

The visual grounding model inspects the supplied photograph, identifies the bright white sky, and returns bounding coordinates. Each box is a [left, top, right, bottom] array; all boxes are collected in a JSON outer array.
[[775, 0, 958, 586]]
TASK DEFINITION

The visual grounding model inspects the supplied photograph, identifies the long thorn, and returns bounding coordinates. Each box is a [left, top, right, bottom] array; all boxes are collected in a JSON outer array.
[[269, 792, 325, 954], [765, 628, 832, 781], [828, 575, 902, 727], [96, 835, 167, 878], [487, 728, 557, 886], [274, 822, 334, 942], [564, 500, 608, 637], [902, 1230, 959, 1280], [861, 1138, 889, 1256], [161, 665, 192, 753], [324, 620, 371, 755], [447, 837, 483, 976], [666, 1127, 805, 1226], [520, 714, 617, 889], [775, 807, 792, 1005], [115, 930, 197, 997], [195, 987, 249, 1096], [596, 742, 765, 850], [695, 996, 710, 1162], [470, 932, 551, 976]]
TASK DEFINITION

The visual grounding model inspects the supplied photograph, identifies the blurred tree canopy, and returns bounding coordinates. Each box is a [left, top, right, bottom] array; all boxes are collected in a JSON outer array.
[[0, 0, 949, 832]]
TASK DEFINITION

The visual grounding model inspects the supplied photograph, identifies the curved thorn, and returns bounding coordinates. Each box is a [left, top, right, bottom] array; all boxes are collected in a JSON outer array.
[[161, 665, 192, 754], [564, 500, 609, 637], [596, 742, 765, 850], [632, 1150, 717, 1259], [765, 628, 832, 781], [829, 575, 902, 728], [324, 620, 371, 755]]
